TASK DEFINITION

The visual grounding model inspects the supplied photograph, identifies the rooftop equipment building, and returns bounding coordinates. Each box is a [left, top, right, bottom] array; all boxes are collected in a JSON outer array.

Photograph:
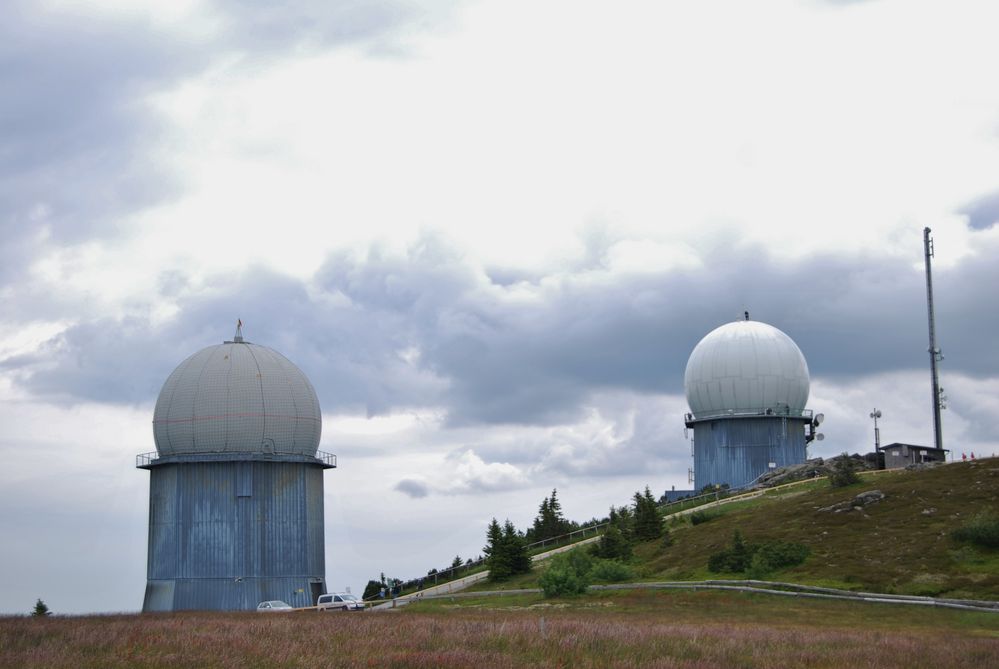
[[137, 325, 335, 611], [683, 315, 822, 491]]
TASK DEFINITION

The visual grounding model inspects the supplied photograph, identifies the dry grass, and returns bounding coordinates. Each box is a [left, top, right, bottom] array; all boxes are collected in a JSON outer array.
[[2, 591, 997, 669]]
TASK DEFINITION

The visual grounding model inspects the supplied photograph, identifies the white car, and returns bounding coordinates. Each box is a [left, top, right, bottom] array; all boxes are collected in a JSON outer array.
[[316, 593, 364, 611], [256, 600, 294, 612]]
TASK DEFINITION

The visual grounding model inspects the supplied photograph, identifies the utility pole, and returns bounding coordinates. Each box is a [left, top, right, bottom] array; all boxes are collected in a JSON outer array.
[[870, 409, 882, 469], [923, 227, 944, 452]]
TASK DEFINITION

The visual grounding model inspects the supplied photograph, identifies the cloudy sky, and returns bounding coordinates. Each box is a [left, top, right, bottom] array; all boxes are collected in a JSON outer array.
[[2, 0, 998, 614]]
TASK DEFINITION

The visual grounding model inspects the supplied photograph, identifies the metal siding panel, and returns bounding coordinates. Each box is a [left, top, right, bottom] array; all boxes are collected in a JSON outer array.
[[694, 417, 808, 490], [142, 580, 175, 612]]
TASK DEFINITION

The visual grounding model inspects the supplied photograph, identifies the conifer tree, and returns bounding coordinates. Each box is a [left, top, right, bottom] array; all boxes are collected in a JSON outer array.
[[529, 488, 574, 542], [503, 520, 532, 575], [31, 599, 51, 617], [484, 518, 508, 579], [595, 505, 634, 560], [485, 518, 531, 580], [633, 486, 663, 541]]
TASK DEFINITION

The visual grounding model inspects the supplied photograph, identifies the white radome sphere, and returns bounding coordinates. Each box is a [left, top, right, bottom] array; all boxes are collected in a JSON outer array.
[[684, 320, 810, 418], [153, 340, 322, 457]]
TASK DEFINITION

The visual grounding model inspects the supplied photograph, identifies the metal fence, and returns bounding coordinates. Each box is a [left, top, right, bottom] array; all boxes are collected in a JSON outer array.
[[371, 521, 611, 601], [134, 450, 337, 468], [316, 451, 337, 467], [136, 451, 158, 467]]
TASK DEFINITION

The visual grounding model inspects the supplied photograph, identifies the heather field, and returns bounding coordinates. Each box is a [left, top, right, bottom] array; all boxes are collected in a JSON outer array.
[[2, 591, 996, 669]]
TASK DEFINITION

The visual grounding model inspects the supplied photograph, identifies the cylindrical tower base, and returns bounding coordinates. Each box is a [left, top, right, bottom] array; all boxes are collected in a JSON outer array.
[[689, 415, 810, 491], [141, 457, 328, 612]]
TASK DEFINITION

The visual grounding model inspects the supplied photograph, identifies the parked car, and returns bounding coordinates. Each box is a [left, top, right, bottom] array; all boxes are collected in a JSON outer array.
[[256, 600, 293, 612], [316, 593, 364, 611]]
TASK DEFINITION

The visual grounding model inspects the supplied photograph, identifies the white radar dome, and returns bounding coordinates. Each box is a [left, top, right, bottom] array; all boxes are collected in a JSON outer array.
[[684, 319, 810, 418], [153, 336, 322, 457]]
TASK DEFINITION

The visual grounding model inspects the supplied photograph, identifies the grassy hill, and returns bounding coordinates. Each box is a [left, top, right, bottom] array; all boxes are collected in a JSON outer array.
[[470, 458, 999, 599]]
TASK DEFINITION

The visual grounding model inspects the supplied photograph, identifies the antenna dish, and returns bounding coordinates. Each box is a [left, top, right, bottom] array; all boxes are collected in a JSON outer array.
[[814, 413, 825, 426], [815, 433, 824, 441]]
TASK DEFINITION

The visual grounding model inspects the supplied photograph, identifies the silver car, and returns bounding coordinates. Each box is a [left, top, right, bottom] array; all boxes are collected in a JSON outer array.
[[316, 593, 364, 611], [256, 600, 294, 612]]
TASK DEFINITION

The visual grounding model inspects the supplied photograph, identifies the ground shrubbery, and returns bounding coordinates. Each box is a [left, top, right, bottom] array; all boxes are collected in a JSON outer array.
[[829, 453, 860, 488], [708, 530, 810, 577], [590, 559, 635, 583], [539, 549, 593, 597], [539, 548, 636, 597], [952, 510, 999, 549], [689, 510, 718, 526]]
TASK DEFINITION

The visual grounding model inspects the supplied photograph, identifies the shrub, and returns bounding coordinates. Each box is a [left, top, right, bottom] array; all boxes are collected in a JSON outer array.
[[745, 541, 810, 578], [708, 532, 809, 576], [690, 510, 717, 526], [590, 559, 635, 583], [594, 523, 633, 561], [539, 548, 593, 597], [707, 530, 752, 573], [952, 510, 999, 549], [539, 563, 588, 597], [829, 453, 860, 488], [563, 546, 595, 575]]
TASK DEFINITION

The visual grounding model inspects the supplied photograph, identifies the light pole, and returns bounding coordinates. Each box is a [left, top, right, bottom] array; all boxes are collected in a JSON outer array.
[[870, 409, 882, 469]]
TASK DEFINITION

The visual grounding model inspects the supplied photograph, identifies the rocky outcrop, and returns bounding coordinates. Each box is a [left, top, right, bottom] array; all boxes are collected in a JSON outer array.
[[818, 490, 886, 513]]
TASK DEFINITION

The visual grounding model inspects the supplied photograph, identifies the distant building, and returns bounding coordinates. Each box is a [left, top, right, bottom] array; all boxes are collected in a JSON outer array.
[[881, 442, 948, 468], [682, 315, 822, 491], [137, 324, 336, 611]]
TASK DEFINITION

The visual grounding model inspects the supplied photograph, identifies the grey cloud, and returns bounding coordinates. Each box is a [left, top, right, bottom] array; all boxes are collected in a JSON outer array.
[[0, 4, 196, 282], [5, 265, 448, 414], [6, 232, 999, 428], [394, 478, 430, 498], [0, 1, 459, 284], [960, 189, 999, 230], [211, 0, 458, 56]]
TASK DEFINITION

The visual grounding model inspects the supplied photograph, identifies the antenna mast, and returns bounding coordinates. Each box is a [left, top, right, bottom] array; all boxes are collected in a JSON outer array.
[[923, 228, 944, 452]]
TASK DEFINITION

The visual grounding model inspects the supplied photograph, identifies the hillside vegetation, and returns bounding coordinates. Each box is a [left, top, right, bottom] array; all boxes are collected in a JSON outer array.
[[473, 459, 999, 600]]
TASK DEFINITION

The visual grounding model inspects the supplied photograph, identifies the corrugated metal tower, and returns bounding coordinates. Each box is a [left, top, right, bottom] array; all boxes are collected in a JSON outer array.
[[683, 315, 822, 491], [137, 324, 336, 611]]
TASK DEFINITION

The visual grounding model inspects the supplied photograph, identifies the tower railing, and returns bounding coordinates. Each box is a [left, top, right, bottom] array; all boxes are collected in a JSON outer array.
[[136, 451, 159, 468], [135, 450, 338, 468], [685, 407, 813, 423]]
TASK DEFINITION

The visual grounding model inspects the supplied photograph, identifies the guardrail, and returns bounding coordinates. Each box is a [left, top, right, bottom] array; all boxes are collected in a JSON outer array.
[[136, 452, 158, 467], [134, 450, 337, 467], [370, 521, 611, 601], [685, 408, 814, 422], [402, 579, 999, 614], [524, 523, 607, 552]]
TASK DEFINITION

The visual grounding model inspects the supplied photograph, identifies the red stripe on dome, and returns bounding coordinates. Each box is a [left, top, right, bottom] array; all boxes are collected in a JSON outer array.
[[153, 413, 321, 424]]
